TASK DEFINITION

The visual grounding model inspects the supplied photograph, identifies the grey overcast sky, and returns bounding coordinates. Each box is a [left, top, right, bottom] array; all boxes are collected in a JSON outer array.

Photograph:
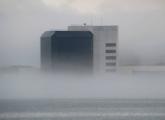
[[0, 0, 165, 67]]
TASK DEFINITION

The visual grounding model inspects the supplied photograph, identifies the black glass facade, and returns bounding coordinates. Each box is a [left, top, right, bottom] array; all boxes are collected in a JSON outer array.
[[41, 31, 93, 73]]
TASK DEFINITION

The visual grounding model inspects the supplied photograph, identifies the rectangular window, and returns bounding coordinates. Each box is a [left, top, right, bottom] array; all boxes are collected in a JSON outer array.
[[106, 62, 116, 66], [106, 43, 116, 47], [105, 50, 116, 53], [106, 56, 116, 60]]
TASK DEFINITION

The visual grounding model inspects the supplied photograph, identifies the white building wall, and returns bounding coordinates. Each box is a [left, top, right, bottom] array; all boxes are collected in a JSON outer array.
[[68, 26, 118, 74]]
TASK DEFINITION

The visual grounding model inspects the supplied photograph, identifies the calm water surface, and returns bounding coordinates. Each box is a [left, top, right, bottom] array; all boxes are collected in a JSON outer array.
[[0, 99, 165, 120]]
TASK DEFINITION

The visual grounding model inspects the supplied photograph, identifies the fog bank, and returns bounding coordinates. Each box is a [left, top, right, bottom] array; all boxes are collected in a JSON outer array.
[[0, 72, 165, 99]]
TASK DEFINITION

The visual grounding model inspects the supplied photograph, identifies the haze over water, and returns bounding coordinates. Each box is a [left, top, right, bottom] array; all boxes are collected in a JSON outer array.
[[1, 0, 165, 119]]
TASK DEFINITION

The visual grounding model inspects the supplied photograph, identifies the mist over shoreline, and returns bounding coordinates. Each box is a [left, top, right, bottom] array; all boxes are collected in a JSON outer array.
[[0, 69, 165, 100]]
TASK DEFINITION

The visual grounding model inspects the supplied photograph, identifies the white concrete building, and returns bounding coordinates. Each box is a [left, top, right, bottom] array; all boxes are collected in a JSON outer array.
[[68, 25, 119, 74]]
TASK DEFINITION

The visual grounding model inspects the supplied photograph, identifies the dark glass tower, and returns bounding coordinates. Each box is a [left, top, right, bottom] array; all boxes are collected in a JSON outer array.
[[41, 31, 93, 73]]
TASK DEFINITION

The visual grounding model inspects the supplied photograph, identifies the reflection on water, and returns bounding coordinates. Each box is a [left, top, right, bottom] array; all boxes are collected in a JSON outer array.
[[0, 99, 165, 120]]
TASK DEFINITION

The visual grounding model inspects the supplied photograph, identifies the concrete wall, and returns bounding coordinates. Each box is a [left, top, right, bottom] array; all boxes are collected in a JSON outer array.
[[68, 26, 118, 74], [41, 31, 54, 70]]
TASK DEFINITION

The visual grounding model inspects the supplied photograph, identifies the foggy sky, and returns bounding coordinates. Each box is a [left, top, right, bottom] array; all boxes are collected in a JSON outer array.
[[1, 0, 165, 100], [0, 0, 165, 67]]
